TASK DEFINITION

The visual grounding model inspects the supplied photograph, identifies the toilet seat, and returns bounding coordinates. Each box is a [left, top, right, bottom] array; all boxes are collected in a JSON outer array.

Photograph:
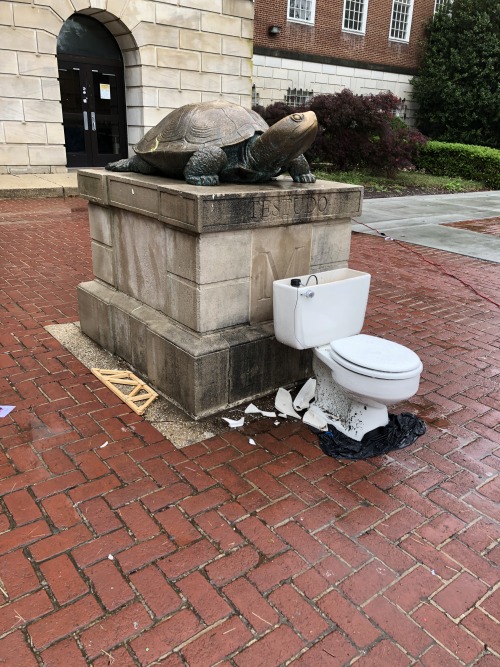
[[328, 334, 422, 380]]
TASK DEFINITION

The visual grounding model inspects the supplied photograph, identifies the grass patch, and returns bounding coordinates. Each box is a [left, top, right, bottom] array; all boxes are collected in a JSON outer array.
[[313, 168, 486, 195]]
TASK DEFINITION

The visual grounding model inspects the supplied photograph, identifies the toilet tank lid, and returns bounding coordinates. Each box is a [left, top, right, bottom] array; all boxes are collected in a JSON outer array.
[[330, 334, 422, 373]]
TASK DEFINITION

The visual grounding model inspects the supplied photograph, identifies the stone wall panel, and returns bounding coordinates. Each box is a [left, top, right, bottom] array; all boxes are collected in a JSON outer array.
[[252, 53, 415, 124], [13, 5, 63, 35], [0, 99, 24, 121], [0, 52, 18, 76], [0, 25, 37, 52]]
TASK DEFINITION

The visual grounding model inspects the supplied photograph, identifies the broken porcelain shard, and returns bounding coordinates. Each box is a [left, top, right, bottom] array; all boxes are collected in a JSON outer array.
[[245, 403, 277, 418], [303, 405, 328, 431], [275, 387, 302, 420], [222, 416, 245, 428], [293, 378, 316, 411]]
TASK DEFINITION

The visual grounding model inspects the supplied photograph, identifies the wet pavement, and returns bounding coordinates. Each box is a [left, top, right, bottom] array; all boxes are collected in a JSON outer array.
[[0, 196, 499, 666]]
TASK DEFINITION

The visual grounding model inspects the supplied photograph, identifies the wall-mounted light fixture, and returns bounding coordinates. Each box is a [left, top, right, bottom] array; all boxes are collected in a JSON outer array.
[[268, 25, 281, 36]]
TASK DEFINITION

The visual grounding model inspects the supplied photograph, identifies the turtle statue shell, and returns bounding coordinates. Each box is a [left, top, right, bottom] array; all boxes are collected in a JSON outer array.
[[135, 99, 270, 157], [106, 98, 318, 185]]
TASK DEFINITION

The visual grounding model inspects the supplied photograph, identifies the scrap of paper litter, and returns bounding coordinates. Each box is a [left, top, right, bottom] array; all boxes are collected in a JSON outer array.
[[0, 406, 15, 418]]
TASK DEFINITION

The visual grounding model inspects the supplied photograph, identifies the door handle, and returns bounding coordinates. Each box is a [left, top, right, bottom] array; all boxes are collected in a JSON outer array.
[[91, 112, 96, 131], [83, 111, 88, 131]]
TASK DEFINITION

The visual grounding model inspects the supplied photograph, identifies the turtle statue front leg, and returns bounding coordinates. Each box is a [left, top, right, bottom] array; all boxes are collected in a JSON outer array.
[[106, 155, 158, 175], [287, 155, 316, 183], [184, 146, 227, 186]]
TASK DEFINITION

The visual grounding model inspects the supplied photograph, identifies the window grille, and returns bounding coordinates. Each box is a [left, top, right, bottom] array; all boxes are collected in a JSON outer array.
[[343, 0, 368, 33], [288, 0, 316, 24], [285, 88, 314, 106], [389, 0, 413, 41]]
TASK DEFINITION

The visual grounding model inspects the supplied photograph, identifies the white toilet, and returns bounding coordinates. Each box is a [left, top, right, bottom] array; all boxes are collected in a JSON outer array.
[[273, 268, 423, 441]]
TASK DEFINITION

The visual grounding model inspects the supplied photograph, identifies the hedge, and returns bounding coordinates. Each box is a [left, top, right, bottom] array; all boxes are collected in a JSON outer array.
[[415, 141, 500, 189]]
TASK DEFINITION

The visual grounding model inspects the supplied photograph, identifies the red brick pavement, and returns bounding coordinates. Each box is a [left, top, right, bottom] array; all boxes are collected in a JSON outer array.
[[445, 217, 500, 238], [0, 197, 499, 666]]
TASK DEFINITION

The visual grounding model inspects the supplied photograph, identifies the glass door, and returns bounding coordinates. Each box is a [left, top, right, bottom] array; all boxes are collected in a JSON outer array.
[[58, 60, 127, 168], [89, 67, 126, 166]]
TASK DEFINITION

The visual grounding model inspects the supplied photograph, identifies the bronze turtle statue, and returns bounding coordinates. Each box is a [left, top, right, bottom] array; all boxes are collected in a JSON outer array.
[[106, 99, 318, 186]]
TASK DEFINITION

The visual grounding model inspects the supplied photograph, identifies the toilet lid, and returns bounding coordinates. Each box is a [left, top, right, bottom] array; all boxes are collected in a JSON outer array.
[[330, 334, 422, 374]]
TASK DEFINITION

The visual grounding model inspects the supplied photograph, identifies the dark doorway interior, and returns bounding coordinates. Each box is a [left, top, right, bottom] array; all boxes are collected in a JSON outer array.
[[57, 14, 127, 168]]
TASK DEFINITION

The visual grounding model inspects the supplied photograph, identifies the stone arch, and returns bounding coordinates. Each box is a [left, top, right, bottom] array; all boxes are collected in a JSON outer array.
[[57, 13, 129, 167], [57, 4, 143, 159]]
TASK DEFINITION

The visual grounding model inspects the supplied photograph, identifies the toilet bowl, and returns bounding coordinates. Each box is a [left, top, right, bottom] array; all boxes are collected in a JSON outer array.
[[313, 334, 422, 439], [273, 269, 423, 441]]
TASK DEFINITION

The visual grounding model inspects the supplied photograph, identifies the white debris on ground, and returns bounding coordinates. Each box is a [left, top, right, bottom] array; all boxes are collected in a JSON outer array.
[[222, 416, 245, 428], [275, 387, 302, 419], [221, 379, 328, 437]]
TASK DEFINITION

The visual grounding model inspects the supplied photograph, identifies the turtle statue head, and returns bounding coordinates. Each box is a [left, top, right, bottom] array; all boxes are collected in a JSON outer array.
[[245, 110, 318, 180], [106, 99, 318, 186]]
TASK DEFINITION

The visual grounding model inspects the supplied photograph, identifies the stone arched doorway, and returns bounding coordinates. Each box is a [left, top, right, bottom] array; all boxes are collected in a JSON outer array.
[[57, 14, 128, 168]]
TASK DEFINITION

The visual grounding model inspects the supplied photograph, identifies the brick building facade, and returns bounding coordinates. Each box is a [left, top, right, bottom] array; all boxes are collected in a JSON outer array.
[[252, 0, 440, 122]]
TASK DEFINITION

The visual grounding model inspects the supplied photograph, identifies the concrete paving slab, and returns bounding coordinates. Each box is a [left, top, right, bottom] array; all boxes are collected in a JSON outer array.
[[45, 321, 277, 448], [359, 190, 500, 224], [37, 172, 79, 190], [356, 190, 500, 262], [0, 172, 78, 198], [384, 223, 500, 263]]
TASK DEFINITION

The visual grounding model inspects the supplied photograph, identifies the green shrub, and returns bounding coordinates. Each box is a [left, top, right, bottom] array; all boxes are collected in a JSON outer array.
[[415, 141, 500, 189]]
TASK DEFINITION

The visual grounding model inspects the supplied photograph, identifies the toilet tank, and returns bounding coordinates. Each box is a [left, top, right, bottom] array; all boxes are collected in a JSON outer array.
[[273, 268, 371, 350]]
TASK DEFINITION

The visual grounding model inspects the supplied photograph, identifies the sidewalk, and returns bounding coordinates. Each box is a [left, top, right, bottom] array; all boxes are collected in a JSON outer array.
[[354, 190, 500, 263], [0, 173, 79, 200], [0, 196, 499, 666]]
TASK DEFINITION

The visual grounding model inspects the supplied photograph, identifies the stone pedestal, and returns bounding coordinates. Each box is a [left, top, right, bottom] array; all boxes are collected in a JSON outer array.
[[77, 169, 362, 418]]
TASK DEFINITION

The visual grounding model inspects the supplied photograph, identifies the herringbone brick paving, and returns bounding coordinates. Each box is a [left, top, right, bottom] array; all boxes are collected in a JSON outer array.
[[0, 198, 498, 666]]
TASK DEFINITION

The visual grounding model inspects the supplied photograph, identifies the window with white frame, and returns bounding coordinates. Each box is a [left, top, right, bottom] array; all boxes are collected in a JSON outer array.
[[343, 0, 369, 33], [288, 0, 316, 24], [389, 0, 414, 41], [434, 0, 451, 12]]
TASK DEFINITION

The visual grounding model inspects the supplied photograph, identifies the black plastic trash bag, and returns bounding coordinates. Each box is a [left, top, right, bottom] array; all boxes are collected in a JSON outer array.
[[314, 412, 426, 460]]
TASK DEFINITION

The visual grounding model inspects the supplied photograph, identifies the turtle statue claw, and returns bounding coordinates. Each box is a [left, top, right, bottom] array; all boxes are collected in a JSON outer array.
[[106, 99, 318, 186]]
